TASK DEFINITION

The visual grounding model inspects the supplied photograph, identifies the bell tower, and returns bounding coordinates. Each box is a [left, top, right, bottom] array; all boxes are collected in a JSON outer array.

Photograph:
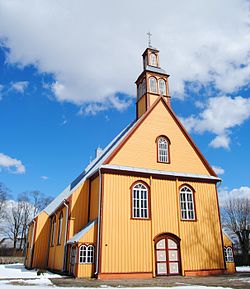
[[135, 43, 170, 119]]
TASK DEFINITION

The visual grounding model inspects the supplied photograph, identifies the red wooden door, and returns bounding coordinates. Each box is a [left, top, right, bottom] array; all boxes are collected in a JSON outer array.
[[155, 235, 181, 276]]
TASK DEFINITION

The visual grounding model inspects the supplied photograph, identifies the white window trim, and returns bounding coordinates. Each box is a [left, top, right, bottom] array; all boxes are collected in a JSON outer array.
[[157, 137, 169, 163], [79, 244, 94, 264], [57, 213, 63, 245], [132, 183, 149, 219], [51, 218, 56, 246], [149, 77, 157, 93], [180, 186, 195, 220], [224, 246, 234, 262]]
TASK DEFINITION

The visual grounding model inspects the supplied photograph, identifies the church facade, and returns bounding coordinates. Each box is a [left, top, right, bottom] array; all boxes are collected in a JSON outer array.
[[25, 46, 234, 279]]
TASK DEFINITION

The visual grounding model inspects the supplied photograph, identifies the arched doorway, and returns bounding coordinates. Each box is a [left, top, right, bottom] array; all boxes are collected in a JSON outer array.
[[154, 233, 181, 276]]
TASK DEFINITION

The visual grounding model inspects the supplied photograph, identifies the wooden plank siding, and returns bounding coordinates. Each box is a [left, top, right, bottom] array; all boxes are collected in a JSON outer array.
[[100, 173, 224, 276], [76, 223, 98, 278], [32, 212, 50, 269], [109, 100, 211, 175]]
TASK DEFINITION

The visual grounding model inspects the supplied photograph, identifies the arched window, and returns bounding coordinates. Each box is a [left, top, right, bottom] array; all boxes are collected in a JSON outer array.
[[149, 77, 157, 93], [142, 78, 146, 95], [224, 246, 234, 262], [51, 217, 56, 246], [180, 186, 195, 220], [138, 83, 142, 98], [132, 182, 149, 219], [159, 79, 166, 95], [57, 212, 63, 245], [150, 53, 157, 66], [157, 136, 170, 163], [79, 244, 94, 264]]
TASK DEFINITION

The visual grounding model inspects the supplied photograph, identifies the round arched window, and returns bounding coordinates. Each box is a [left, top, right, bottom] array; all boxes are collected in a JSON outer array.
[[149, 77, 157, 93], [150, 53, 157, 66], [159, 79, 166, 95]]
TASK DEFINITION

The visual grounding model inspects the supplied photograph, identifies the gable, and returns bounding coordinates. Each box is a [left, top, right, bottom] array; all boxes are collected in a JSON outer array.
[[106, 98, 214, 176]]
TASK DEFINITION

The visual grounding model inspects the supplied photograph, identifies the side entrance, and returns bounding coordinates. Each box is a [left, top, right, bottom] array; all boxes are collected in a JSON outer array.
[[155, 233, 182, 276]]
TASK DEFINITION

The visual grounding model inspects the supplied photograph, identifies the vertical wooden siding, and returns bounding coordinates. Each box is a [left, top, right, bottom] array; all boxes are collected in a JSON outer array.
[[89, 176, 99, 221], [101, 174, 152, 273], [101, 173, 224, 274], [110, 100, 211, 175], [76, 223, 97, 278], [70, 181, 89, 238], [33, 212, 50, 269], [48, 206, 67, 271]]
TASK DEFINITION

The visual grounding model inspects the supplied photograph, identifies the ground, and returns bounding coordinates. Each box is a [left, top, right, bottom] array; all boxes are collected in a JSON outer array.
[[0, 264, 250, 289]]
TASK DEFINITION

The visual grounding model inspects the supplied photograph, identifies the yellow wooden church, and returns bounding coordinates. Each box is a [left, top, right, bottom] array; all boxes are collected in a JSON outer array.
[[25, 46, 235, 279]]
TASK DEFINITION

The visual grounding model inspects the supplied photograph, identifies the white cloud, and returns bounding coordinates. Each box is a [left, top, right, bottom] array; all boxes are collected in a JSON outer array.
[[180, 96, 250, 149], [212, 165, 224, 175], [0, 84, 4, 100], [219, 186, 250, 205], [40, 175, 48, 180], [11, 81, 29, 93], [0, 152, 25, 174], [0, 0, 249, 110]]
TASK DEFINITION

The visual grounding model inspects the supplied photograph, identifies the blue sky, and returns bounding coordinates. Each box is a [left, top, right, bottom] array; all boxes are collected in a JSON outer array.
[[0, 0, 250, 201]]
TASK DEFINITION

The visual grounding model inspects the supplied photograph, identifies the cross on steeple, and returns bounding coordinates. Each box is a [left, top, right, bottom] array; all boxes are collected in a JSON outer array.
[[147, 32, 152, 47]]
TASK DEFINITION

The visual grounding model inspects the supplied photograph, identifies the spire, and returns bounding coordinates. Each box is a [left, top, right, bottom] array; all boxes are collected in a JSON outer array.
[[135, 45, 171, 119]]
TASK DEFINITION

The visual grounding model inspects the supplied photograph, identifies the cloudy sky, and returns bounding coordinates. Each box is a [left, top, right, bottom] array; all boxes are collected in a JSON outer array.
[[0, 0, 249, 203]]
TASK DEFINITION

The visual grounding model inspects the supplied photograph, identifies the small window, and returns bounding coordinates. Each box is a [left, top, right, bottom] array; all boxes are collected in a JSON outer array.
[[150, 53, 157, 66], [57, 212, 63, 245], [157, 137, 169, 163], [180, 186, 195, 220], [51, 217, 56, 246], [132, 182, 149, 219], [224, 246, 234, 262], [149, 77, 157, 93], [79, 244, 94, 264], [159, 79, 166, 95]]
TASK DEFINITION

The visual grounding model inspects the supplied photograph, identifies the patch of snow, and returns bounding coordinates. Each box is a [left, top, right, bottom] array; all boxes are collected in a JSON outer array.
[[0, 263, 63, 279], [236, 266, 250, 272]]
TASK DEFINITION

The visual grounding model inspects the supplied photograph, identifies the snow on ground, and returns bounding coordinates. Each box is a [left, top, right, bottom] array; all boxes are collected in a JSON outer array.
[[0, 263, 63, 279], [236, 266, 250, 272]]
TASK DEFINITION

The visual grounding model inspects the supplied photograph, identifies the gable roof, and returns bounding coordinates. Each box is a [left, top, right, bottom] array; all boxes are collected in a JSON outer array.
[[67, 219, 97, 244], [42, 96, 217, 216], [104, 96, 217, 177], [42, 120, 137, 216]]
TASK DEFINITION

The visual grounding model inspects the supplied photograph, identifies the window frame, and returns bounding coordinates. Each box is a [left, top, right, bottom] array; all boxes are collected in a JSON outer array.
[[156, 135, 171, 164], [51, 217, 56, 246], [158, 78, 166, 95], [150, 53, 157, 66], [78, 244, 95, 264], [149, 76, 158, 94], [57, 212, 63, 245], [224, 246, 234, 263], [130, 181, 150, 220], [179, 185, 196, 221]]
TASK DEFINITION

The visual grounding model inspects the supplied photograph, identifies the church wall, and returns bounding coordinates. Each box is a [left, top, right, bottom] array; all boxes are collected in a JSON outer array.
[[69, 180, 89, 239], [100, 173, 224, 277], [137, 95, 147, 118], [25, 221, 34, 268], [178, 180, 225, 275], [223, 234, 236, 273], [100, 173, 153, 274], [76, 223, 97, 278], [89, 176, 100, 221], [47, 206, 67, 271], [32, 212, 50, 269], [109, 100, 211, 176]]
